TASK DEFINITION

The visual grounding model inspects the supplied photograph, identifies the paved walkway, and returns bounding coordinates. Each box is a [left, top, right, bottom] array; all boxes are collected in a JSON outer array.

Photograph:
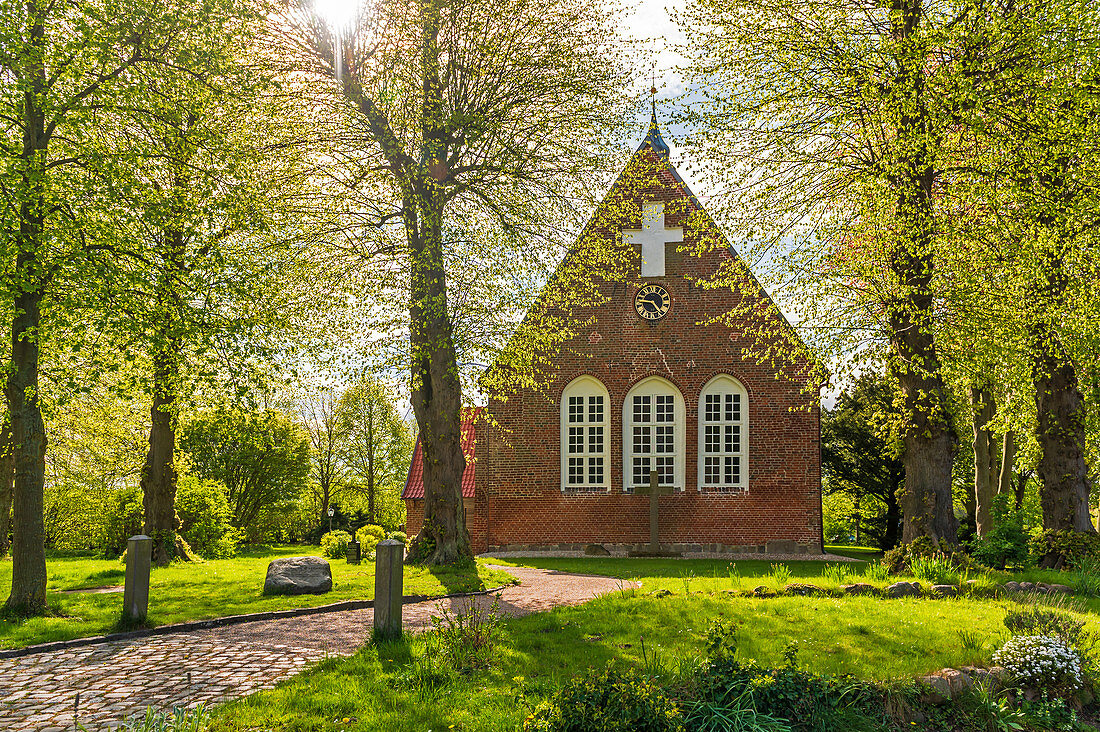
[[0, 566, 627, 732]]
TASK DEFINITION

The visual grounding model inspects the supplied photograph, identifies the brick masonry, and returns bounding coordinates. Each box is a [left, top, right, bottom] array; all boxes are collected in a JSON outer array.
[[407, 136, 823, 554]]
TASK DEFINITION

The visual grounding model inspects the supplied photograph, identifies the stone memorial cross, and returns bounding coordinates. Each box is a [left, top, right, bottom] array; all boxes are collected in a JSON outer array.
[[623, 203, 683, 277], [635, 469, 674, 553]]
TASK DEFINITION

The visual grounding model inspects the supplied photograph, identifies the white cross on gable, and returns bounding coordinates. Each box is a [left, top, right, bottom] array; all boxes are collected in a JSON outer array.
[[623, 202, 683, 277]]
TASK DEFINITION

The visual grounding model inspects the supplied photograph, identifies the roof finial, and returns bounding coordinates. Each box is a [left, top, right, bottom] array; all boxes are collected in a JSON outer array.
[[643, 80, 670, 159]]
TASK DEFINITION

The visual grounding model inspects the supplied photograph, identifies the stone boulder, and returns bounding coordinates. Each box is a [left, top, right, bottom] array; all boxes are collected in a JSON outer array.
[[886, 581, 921, 598], [783, 583, 823, 596], [1048, 583, 1074, 595], [1002, 581, 1022, 593], [263, 556, 333, 596], [931, 584, 958, 597], [842, 583, 876, 596], [584, 543, 611, 556], [751, 585, 776, 598]]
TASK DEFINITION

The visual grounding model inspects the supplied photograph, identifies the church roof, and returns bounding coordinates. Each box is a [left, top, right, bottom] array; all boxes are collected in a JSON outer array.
[[401, 407, 480, 500]]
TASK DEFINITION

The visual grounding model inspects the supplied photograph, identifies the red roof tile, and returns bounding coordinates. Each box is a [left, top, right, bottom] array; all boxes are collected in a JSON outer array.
[[402, 408, 480, 500]]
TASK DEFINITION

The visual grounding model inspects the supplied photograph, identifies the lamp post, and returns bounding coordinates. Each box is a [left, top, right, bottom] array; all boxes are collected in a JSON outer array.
[[328, 506, 334, 533]]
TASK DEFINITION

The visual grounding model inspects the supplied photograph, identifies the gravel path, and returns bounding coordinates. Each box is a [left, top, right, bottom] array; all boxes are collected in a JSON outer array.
[[0, 565, 628, 732], [482, 551, 864, 562]]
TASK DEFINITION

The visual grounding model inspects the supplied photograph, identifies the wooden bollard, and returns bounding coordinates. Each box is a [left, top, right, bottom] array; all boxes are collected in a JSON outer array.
[[373, 539, 404, 639], [122, 535, 152, 623]]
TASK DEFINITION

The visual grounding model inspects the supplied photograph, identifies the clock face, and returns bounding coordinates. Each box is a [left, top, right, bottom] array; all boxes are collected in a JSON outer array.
[[635, 284, 671, 321]]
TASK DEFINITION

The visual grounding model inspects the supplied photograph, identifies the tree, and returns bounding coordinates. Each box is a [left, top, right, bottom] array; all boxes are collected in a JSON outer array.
[[291, 0, 630, 563], [180, 408, 311, 534], [822, 372, 905, 550], [336, 375, 413, 526], [94, 3, 311, 565], [297, 388, 346, 529], [0, 0, 200, 613]]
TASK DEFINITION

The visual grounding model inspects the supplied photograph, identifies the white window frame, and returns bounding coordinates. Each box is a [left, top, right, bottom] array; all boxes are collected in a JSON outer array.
[[697, 374, 748, 492], [560, 376, 611, 492], [622, 376, 686, 492]]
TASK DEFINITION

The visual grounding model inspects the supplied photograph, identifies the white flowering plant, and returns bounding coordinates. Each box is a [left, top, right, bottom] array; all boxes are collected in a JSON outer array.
[[992, 635, 1084, 692]]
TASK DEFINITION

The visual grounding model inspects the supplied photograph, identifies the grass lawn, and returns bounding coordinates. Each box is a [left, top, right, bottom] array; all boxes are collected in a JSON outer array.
[[0, 546, 515, 650], [825, 544, 885, 560], [207, 557, 1100, 732]]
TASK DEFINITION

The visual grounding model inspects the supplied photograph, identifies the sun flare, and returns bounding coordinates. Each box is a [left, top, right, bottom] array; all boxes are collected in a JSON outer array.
[[314, 0, 359, 29]]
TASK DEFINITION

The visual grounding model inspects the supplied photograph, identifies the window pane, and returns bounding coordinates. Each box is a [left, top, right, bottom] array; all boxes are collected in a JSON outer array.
[[656, 395, 674, 422], [568, 396, 584, 423], [573, 428, 585, 453], [632, 457, 652, 486], [726, 456, 740, 485], [588, 396, 604, 424], [633, 426, 651, 454], [704, 425, 720, 453], [588, 426, 604, 454], [656, 457, 674, 485], [705, 394, 721, 422], [730, 393, 741, 421], [704, 456, 720, 484], [633, 395, 651, 423], [655, 425, 674, 453], [568, 457, 584, 485], [589, 457, 604, 485]]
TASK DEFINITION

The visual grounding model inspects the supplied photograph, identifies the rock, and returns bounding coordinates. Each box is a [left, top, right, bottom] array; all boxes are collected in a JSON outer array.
[[886, 581, 921, 598], [765, 539, 800, 554], [842, 583, 876, 596], [1048, 584, 1073, 594], [919, 674, 952, 703], [920, 669, 972, 702], [783, 583, 822, 596], [751, 585, 776, 598], [931, 584, 958, 597], [263, 556, 333, 596], [647, 588, 672, 598], [1019, 581, 1036, 592], [584, 543, 611, 556], [1002, 581, 1022, 593]]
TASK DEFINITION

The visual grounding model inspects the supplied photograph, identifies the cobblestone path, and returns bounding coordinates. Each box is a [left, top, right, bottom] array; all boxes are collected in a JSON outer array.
[[0, 566, 628, 731]]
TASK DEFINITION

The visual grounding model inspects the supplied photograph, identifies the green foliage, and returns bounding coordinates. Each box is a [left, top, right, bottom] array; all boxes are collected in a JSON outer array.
[[955, 683, 1027, 732], [387, 530, 408, 545], [822, 564, 852, 586], [694, 623, 883, 732], [1029, 530, 1100, 571], [100, 488, 145, 558], [861, 562, 890, 583], [180, 408, 311, 539], [106, 703, 208, 732], [883, 537, 975, 577], [357, 524, 386, 548], [320, 530, 353, 559], [970, 496, 1029, 570], [1019, 694, 1081, 731], [175, 476, 239, 559], [820, 372, 904, 550], [524, 663, 683, 732], [769, 564, 792, 588], [909, 555, 958, 586], [429, 595, 504, 674]]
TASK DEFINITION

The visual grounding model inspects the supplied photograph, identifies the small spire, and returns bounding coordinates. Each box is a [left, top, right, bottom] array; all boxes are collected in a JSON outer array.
[[645, 86, 670, 159]]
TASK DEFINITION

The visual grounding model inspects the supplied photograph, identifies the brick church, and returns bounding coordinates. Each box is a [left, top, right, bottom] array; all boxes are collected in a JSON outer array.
[[404, 117, 823, 555]]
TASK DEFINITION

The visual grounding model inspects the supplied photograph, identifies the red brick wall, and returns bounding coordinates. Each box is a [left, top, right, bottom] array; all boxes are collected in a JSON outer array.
[[480, 145, 822, 553], [405, 495, 489, 553]]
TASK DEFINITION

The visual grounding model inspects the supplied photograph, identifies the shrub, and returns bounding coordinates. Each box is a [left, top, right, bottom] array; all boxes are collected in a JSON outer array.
[[1029, 529, 1100, 570], [1074, 556, 1100, 597], [523, 663, 683, 732], [992, 635, 1083, 692], [883, 536, 975, 576], [320, 530, 352, 559], [910, 555, 958, 585], [430, 595, 504, 674], [176, 476, 239, 559], [356, 524, 386, 547], [387, 530, 408, 545], [861, 561, 890, 583], [969, 495, 1029, 570], [822, 564, 851, 585], [100, 487, 144, 558]]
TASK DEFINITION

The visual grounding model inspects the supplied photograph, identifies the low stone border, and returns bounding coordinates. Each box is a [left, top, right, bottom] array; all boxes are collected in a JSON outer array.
[[0, 582, 514, 660], [674, 579, 1081, 600]]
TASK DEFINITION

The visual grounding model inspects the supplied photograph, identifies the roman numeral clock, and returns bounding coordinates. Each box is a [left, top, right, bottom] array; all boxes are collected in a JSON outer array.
[[635, 283, 671, 320]]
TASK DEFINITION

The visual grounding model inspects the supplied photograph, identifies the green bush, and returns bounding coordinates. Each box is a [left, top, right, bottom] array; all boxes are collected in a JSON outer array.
[[100, 487, 144, 558], [1030, 529, 1100, 570], [883, 536, 975, 576], [357, 524, 386, 548], [969, 495, 1029, 570], [320, 530, 353, 559], [910, 555, 958, 585], [176, 476, 239, 559], [523, 663, 683, 732], [387, 530, 408, 545]]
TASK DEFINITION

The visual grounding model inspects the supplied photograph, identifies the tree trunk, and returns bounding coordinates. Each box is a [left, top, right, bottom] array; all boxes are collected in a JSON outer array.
[[1032, 340, 1093, 534], [141, 334, 185, 566], [367, 404, 376, 525], [971, 385, 996, 537], [7, 21, 50, 612], [887, 0, 958, 547], [853, 493, 861, 545], [0, 413, 14, 554], [883, 475, 901, 550], [998, 430, 1016, 498]]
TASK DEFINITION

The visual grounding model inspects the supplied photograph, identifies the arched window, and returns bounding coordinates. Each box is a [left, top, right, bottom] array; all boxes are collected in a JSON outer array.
[[698, 375, 748, 492], [623, 377, 686, 491], [560, 376, 610, 492]]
